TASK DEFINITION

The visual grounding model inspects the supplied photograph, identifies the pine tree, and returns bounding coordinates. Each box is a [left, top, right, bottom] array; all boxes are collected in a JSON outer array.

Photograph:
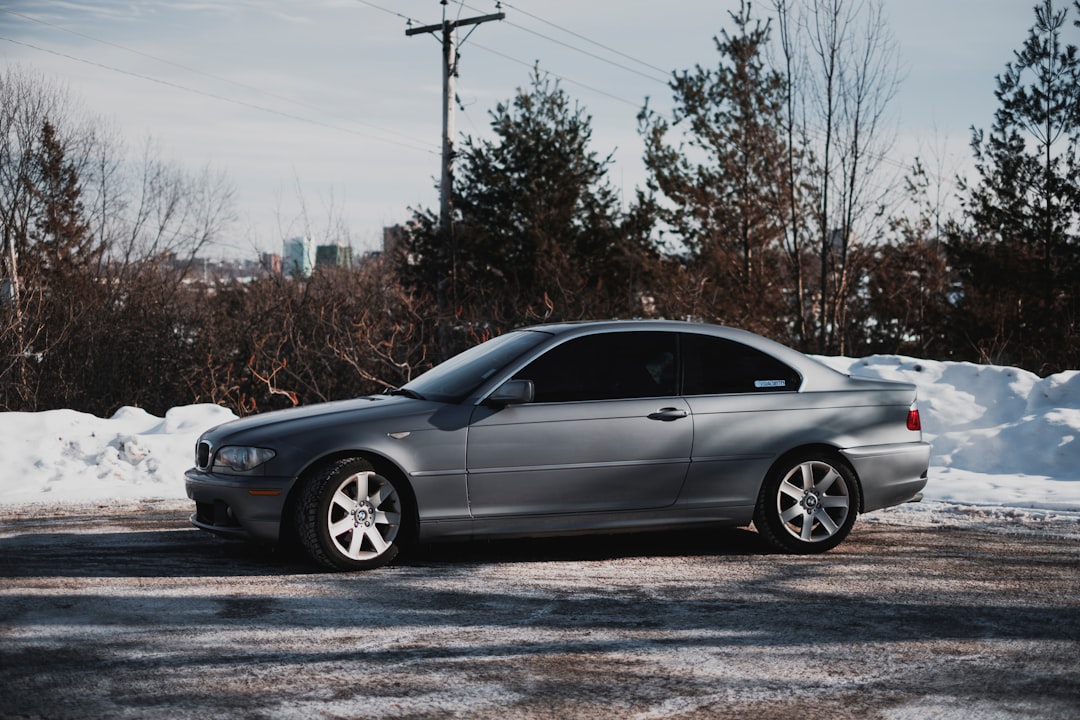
[[404, 69, 652, 348], [639, 1, 792, 339], [20, 119, 109, 409], [957, 0, 1080, 371], [26, 120, 101, 280]]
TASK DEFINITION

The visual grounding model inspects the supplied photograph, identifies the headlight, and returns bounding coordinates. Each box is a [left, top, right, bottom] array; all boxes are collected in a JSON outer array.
[[213, 446, 276, 473]]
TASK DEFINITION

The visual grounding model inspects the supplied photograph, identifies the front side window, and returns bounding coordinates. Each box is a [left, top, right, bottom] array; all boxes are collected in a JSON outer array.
[[404, 330, 551, 402], [514, 331, 677, 403], [682, 333, 801, 395]]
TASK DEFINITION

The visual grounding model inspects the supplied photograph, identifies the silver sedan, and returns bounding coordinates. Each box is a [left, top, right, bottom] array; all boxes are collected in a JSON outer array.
[[185, 320, 930, 570]]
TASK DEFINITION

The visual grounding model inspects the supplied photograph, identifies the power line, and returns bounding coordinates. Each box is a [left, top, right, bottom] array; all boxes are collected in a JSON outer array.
[[500, 2, 672, 78], [451, 3, 909, 178], [467, 8, 669, 85], [0, 8, 438, 156], [406, 5, 505, 236], [2, 9, 273, 98], [5, 2, 913, 203], [463, 1, 670, 85], [352, 0, 420, 26], [358, 0, 670, 93], [0, 34, 437, 156], [468, 40, 658, 114], [353, 0, 671, 123]]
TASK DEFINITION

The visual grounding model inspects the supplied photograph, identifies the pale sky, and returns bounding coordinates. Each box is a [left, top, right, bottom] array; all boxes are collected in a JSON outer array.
[[0, 0, 1052, 258]]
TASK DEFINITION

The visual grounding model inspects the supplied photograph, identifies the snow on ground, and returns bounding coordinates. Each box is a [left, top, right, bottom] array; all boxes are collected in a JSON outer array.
[[1, 355, 1078, 527]]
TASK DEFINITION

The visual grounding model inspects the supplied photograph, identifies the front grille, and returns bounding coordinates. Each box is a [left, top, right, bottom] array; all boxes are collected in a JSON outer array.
[[196, 440, 212, 470]]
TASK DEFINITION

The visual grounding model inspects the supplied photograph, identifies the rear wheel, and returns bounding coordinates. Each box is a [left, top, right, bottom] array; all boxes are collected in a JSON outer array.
[[753, 452, 859, 553], [296, 458, 406, 571]]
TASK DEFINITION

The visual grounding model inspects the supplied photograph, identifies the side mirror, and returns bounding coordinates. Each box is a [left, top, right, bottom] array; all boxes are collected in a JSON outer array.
[[486, 379, 534, 407]]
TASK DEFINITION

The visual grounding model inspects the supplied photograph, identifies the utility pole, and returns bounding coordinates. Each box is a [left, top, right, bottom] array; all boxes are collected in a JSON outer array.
[[407, 2, 503, 356], [407, 2, 504, 238]]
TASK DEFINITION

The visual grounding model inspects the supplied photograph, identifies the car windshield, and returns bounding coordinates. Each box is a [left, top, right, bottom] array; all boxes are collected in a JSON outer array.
[[401, 330, 551, 403]]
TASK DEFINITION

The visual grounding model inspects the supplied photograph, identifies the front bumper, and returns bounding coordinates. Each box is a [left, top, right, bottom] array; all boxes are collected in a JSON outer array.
[[184, 468, 296, 544]]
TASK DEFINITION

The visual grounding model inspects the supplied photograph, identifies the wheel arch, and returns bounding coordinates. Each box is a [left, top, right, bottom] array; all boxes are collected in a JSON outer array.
[[280, 449, 420, 548], [764, 443, 865, 513]]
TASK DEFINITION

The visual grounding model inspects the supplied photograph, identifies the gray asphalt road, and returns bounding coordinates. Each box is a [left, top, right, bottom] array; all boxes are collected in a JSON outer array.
[[0, 500, 1078, 719]]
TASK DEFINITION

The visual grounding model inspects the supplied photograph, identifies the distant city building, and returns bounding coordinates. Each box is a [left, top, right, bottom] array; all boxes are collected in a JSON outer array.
[[172, 253, 264, 283], [283, 237, 314, 277], [315, 244, 354, 269], [261, 253, 282, 274]]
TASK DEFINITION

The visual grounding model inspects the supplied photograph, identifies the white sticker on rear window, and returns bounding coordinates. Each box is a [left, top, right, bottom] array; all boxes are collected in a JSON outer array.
[[755, 379, 786, 388]]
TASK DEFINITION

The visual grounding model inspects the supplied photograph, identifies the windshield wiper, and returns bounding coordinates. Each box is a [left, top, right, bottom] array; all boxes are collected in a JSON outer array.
[[387, 387, 426, 400]]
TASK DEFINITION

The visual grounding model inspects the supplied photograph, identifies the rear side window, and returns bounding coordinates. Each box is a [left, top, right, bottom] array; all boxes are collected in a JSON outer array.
[[681, 333, 801, 395], [515, 331, 677, 402]]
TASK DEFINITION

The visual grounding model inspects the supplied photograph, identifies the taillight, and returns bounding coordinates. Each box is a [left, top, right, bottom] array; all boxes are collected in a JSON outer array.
[[906, 403, 922, 432]]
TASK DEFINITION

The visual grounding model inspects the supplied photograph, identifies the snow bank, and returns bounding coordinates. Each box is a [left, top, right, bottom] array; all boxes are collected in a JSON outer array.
[[0, 404, 236, 504], [820, 355, 1080, 511], [1, 355, 1079, 513]]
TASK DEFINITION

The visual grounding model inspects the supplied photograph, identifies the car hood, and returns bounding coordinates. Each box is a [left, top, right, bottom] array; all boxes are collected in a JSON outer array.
[[202, 395, 449, 446]]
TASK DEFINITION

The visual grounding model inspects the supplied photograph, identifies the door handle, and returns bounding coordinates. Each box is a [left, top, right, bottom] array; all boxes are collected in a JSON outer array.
[[648, 407, 688, 421]]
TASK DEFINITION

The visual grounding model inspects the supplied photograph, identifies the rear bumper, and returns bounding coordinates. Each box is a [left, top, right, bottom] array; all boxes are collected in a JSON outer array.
[[841, 441, 931, 513], [184, 468, 295, 544]]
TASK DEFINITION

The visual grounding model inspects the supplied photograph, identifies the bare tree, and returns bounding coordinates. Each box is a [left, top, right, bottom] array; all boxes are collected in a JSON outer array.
[[110, 138, 235, 273], [772, 0, 900, 354], [0, 65, 238, 412], [770, 0, 814, 347], [0, 66, 107, 408]]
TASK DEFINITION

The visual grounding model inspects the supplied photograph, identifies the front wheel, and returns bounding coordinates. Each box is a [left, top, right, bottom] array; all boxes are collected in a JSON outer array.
[[753, 452, 860, 553], [296, 458, 407, 571]]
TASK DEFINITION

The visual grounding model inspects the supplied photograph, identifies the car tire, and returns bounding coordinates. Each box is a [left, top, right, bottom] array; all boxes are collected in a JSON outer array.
[[295, 457, 406, 571], [753, 451, 860, 554]]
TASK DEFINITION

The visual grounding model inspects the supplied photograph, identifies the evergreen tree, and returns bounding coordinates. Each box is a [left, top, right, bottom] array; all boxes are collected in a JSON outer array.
[[21, 119, 109, 409], [404, 70, 653, 351], [0, 116, 104, 409], [956, 0, 1080, 371], [26, 120, 102, 279], [640, 1, 793, 340]]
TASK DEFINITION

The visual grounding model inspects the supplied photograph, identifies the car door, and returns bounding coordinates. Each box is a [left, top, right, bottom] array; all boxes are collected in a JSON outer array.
[[677, 332, 807, 507], [465, 331, 692, 517]]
